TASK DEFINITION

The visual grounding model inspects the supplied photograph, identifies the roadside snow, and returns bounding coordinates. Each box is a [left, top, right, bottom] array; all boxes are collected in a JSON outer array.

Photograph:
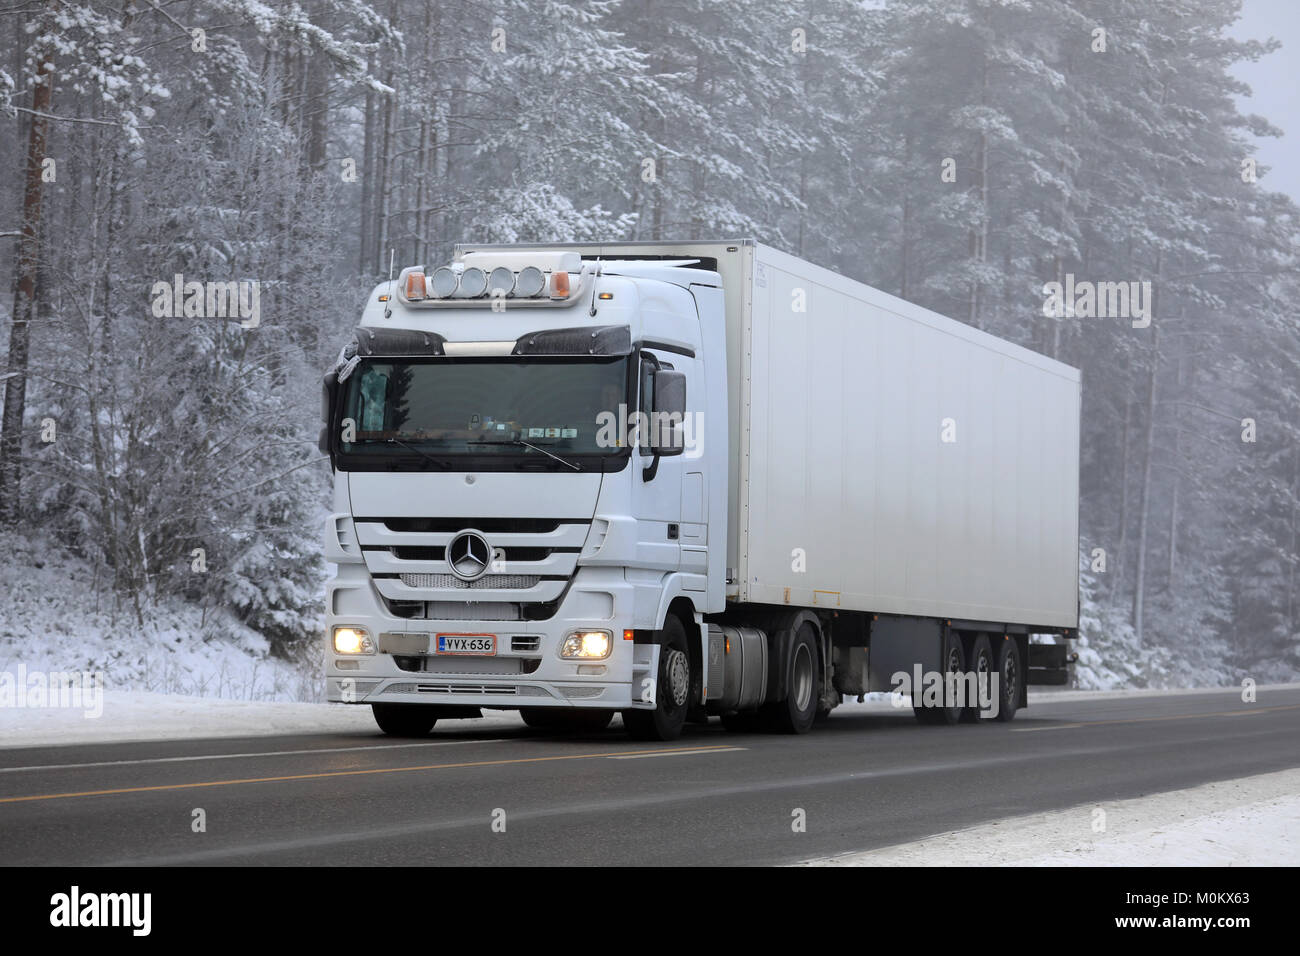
[[799, 768, 1300, 866], [0, 531, 318, 703]]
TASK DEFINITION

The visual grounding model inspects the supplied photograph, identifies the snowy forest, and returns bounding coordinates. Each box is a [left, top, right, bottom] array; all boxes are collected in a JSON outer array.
[[0, 0, 1297, 697]]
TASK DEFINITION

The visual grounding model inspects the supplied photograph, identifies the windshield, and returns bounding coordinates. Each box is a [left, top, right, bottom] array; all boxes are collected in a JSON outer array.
[[337, 356, 631, 467]]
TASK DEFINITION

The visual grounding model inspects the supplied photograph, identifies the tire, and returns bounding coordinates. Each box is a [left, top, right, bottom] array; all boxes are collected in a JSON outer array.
[[993, 636, 1022, 722], [622, 615, 691, 741], [762, 622, 819, 734], [520, 708, 614, 732], [913, 630, 965, 725], [961, 634, 994, 722], [371, 703, 438, 737]]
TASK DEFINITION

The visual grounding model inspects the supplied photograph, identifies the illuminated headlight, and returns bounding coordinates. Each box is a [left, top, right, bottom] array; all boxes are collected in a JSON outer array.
[[488, 266, 515, 297], [514, 266, 545, 298], [333, 627, 375, 655], [560, 630, 612, 660], [456, 267, 487, 298], [430, 267, 458, 298]]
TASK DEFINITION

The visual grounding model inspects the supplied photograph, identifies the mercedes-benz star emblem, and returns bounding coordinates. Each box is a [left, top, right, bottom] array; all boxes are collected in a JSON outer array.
[[447, 531, 492, 581]]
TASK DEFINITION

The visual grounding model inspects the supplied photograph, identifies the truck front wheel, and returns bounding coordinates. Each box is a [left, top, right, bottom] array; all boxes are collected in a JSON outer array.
[[371, 703, 438, 737], [623, 616, 691, 741]]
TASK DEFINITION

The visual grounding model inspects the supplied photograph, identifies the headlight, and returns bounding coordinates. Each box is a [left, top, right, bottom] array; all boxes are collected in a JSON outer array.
[[333, 626, 375, 655], [560, 630, 612, 660]]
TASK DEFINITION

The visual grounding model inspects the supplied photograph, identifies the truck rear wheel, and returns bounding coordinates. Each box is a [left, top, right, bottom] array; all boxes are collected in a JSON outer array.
[[993, 636, 1021, 722], [762, 622, 819, 734], [623, 616, 691, 741], [913, 632, 966, 725], [961, 634, 994, 722], [520, 708, 614, 732], [371, 703, 438, 737]]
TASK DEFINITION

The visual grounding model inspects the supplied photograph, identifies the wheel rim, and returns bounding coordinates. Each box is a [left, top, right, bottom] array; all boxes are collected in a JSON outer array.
[[791, 643, 813, 712], [665, 647, 690, 708], [976, 651, 991, 705], [947, 645, 963, 708], [1004, 651, 1018, 704]]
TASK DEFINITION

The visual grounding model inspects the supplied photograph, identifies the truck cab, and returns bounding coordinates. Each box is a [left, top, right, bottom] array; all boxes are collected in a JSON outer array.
[[322, 246, 731, 740]]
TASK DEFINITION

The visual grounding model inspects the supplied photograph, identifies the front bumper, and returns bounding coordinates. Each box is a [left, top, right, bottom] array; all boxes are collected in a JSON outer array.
[[325, 563, 657, 709]]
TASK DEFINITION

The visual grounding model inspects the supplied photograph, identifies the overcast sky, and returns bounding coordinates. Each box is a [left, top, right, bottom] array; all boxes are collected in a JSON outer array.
[[1231, 0, 1300, 203]]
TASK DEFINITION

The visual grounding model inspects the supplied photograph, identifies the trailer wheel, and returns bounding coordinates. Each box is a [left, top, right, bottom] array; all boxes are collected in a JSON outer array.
[[961, 634, 994, 722], [993, 637, 1021, 722], [520, 708, 614, 733], [763, 622, 820, 734], [913, 632, 966, 725], [371, 703, 438, 737], [623, 616, 691, 741]]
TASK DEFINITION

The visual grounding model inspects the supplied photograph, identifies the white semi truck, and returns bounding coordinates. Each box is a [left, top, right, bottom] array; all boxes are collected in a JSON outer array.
[[321, 240, 1080, 740]]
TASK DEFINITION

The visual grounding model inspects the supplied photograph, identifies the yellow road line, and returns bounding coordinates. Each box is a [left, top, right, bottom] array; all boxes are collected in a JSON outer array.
[[0, 744, 740, 805], [1011, 702, 1300, 732]]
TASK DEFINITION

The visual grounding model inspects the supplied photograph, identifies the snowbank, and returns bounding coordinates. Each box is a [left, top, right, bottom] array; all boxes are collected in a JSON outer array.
[[0, 531, 318, 703], [799, 768, 1300, 866]]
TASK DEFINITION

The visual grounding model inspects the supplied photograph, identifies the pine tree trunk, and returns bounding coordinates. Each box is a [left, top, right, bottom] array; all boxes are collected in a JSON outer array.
[[0, 25, 53, 526], [1132, 327, 1160, 647]]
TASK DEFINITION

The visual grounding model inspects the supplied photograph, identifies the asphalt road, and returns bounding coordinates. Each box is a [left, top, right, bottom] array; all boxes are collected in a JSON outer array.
[[1, 688, 1297, 866]]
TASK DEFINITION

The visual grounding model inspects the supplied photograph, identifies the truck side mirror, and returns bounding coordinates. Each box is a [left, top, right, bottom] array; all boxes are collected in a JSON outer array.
[[320, 371, 339, 462], [322, 371, 338, 424], [650, 369, 686, 456]]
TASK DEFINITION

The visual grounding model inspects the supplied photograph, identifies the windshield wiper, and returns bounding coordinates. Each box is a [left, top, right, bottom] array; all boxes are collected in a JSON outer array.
[[384, 437, 447, 470], [471, 438, 581, 471]]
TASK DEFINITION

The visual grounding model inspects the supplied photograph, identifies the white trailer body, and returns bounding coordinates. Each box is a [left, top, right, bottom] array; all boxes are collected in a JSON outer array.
[[736, 243, 1079, 628], [321, 239, 1081, 739]]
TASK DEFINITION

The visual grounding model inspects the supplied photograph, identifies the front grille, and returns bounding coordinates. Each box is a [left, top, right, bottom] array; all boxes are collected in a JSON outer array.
[[380, 681, 547, 697], [418, 683, 518, 695], [400, 573, 541, 590], [558, 686, 606, 699], [388, 546, 562, 562], [384, 517, 576, 534], [392, 656, 540, 675]]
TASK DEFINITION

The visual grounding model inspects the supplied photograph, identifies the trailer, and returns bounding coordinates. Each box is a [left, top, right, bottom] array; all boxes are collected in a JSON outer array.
[[320, 239, 1080, 739]]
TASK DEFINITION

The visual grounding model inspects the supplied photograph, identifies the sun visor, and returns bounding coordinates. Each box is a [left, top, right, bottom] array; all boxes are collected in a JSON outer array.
[[351, 327, 447, 358], [512, 325, 632, 357]]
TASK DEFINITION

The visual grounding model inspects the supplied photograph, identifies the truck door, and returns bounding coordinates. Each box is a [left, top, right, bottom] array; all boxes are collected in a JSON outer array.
[[632, 345, 698, 573]]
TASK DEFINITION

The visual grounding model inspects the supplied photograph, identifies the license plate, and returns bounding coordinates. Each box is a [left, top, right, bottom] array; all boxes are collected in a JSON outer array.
[[435, 634, 496, 656]]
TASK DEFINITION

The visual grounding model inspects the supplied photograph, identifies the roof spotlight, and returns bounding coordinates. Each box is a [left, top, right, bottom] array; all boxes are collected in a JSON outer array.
[[430, 267, 458, 298], [488, 266, 516, 297], [457, 267, 488, 298], [514, 266, 545, 298]]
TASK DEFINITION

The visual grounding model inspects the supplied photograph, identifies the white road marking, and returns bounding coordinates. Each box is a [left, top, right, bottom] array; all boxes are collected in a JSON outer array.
[[608, 747, 746, 759]]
